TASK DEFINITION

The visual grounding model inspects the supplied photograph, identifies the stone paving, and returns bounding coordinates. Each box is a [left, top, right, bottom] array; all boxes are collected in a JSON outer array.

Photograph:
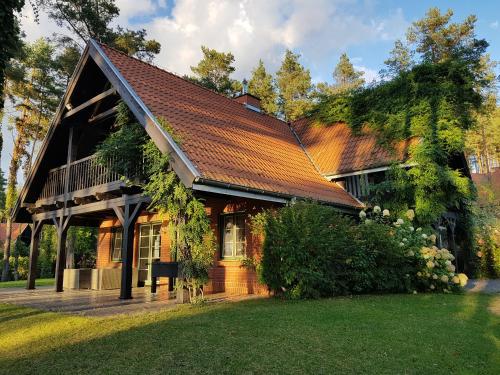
[[0, 286, 264, 317], [465, 279, 500, 294]]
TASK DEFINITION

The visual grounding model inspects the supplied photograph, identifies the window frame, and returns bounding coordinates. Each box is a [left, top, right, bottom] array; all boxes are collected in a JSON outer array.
[[220, 212, 246, 260], [110, 227, 123, 262]]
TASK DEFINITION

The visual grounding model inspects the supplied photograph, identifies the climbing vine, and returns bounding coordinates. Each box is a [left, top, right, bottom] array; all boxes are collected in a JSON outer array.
[[310, 60, 480, 225], [96, 102, 215, 302]]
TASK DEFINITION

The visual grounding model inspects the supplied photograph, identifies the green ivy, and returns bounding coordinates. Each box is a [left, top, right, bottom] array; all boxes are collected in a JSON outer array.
[[96, 102, 215, 302]]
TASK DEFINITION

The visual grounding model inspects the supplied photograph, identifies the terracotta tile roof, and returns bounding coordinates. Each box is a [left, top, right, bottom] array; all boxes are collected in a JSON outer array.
[[99, 45, 361, 208], [0, 223, 28, 243], [292, 118, 417, 176]]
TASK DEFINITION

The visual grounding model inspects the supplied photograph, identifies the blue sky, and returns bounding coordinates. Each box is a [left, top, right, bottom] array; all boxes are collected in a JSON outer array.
[[4, 0, 500, 181]]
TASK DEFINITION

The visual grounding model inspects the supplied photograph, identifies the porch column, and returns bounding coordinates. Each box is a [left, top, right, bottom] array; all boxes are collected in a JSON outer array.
[[26, 220, 44, 290], [53, 215, 72, 292], [112, 196, 144, 300]]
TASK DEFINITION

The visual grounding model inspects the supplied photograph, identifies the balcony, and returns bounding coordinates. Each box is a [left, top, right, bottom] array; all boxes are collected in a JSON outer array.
[[38, 154, 142, 204]]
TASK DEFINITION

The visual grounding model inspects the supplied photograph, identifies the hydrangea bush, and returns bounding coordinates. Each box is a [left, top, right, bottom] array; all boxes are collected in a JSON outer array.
[[257, 202, 468, 299], [360, 206, 468, 293]]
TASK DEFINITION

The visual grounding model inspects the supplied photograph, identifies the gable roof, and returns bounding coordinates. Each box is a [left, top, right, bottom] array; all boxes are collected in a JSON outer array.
[[292, 118, 417, 177], [96, 43, 361, 208], [13, 40, 362, 220]]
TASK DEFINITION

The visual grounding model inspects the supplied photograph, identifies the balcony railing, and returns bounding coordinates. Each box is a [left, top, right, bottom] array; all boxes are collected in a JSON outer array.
[[39, 154, 141, 201]]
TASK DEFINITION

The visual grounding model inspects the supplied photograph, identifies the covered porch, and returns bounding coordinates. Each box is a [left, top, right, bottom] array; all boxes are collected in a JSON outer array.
[[0, 285, 259, 317], [26, 193, 151, 300]]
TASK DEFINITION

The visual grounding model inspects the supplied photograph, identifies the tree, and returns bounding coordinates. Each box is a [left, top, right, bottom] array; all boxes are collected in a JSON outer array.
[[382, 39, 413, 77], [248, 59, 278, 115], [1, 39, 62, 281], [39, 0, 161, 62], [276, 50, 313, 121], [406, 7, 479, 64], [332, 53, 364, 91], [190, 46, 240, 96], [466, 96, 500, 176], [0, 0, 24, 112]]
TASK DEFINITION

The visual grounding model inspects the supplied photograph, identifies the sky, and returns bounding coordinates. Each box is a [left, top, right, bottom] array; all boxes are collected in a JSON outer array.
[[3, 0, 500, 182]]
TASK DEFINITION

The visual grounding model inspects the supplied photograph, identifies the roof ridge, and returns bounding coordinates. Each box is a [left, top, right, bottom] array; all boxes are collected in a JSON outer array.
[[96, 41, 288, 125]]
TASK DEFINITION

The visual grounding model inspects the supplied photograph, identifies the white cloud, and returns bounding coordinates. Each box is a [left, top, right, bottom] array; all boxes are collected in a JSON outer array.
[[490, 20, 499, 29], [134, 0, 408, 80], [19, 0, 407, 82], [355, 65, 380, 83]]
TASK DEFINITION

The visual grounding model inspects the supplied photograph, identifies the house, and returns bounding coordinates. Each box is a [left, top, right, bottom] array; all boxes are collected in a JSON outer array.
[[13, 40, 367, 299], [292, 119, 419, 200]]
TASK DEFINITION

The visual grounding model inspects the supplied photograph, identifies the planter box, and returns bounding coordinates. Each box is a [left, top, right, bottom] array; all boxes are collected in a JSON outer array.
[[91, 268, 139, 290], [63, 268, 138, 290], [63, 268, 92, 289]]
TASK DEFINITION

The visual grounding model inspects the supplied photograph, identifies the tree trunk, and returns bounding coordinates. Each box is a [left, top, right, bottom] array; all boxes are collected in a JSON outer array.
[[1, 218, 12, 281], [2, 123, 28, 281]]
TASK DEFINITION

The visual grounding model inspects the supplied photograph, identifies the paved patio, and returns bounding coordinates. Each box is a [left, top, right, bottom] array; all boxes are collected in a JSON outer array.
[[0, 286, 264, 317], [465, 279, 500, 294]]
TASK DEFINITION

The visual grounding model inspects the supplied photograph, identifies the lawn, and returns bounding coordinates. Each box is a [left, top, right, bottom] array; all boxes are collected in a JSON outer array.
[[0, 294, 498, 375], [0, 278, 54, 289]]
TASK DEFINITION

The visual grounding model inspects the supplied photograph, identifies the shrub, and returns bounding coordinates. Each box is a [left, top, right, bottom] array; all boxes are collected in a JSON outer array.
[[260, 202, 357, 299], [258, 202, 467, 299]]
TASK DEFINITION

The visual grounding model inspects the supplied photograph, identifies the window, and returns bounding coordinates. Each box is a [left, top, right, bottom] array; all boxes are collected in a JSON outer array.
[[221, 213, 246, 259], [110, 227, 123, 262]]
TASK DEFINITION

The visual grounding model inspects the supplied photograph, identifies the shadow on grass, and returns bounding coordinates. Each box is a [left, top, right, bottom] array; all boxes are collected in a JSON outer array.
[[0, 294, 499, 375]]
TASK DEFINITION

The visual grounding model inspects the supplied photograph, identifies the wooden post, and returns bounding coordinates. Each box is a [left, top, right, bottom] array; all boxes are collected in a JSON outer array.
[[112, 196, 144, 300], [53, 215, 71, 292], [26, 220, 44, 289]]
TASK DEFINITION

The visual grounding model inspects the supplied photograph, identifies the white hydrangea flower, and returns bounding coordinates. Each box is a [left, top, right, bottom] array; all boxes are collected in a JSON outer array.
[[373, 206, 381, 213], [359, 210, 367, 219], [382, 209, 390, 217]]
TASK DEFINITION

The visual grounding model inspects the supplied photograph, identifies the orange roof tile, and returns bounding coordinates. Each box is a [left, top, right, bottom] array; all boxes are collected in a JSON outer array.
[[99, 45, 361, 208], [293, 118, 416, 176]]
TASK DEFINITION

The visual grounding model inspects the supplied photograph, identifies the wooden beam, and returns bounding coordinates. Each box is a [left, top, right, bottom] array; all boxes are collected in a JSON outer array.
[[88, 105, 118, 124], [32, 194, 150, 221], [63, 88, 116, 119]]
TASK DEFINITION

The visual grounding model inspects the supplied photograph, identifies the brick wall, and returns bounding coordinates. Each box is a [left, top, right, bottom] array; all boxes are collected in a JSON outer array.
[[95, 197, 278, 294]]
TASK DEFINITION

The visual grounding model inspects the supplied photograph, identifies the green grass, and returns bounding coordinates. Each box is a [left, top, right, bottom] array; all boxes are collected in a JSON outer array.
[[0, 278, 54, 288], [0, 294, 498, 374]]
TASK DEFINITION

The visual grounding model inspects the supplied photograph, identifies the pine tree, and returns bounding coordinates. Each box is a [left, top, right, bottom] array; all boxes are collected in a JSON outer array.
[[190, 46, 240, 97], [248, 60, 278, 115], [382, 39, 413, 77], [332, 53, 364, 91], [276, 50, 313, 121], [406, 7, 479, 63], [1, 39, 62, 281], [39, 0, 161, 62]]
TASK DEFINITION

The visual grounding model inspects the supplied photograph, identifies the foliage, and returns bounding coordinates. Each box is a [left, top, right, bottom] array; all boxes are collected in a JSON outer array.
[[309, 8, 492, 229], [276, 50, 313, 121], [332, 53, 365, 90], [67, 226, 98, 268], [466, 97, 500, 174], [406, 7, 480, 64], [258, 202, 466, 299], [95, 101, 147, 178], [381, 39, 413, 77], [0, 0, 24, 111], [142, 136, 216, 302], [97, 103, 215, 302], [189, 46, 240, 96], [248, 59, 278, 115], [38, 225, 57, 278], [39, 0, 161, 62]]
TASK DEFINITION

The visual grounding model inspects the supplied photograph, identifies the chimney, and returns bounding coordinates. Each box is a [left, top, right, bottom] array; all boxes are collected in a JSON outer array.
[[234, 80, 261, 112]]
